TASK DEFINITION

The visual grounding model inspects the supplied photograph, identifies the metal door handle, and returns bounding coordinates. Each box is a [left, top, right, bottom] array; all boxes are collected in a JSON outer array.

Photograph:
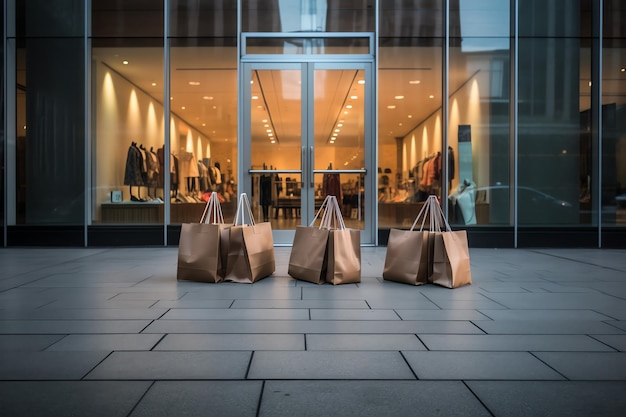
[[309, 146, 314, 187]]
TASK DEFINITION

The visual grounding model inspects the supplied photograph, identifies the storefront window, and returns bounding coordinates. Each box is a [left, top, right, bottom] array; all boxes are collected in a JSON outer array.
[[378, 1, 443, 229], [448, 0, 511, 226], [242, 0, 375, 33], [14, 1, 85, 225], [168, 41, 238, 224], [518, 0, 592, 227], [90, 1, 164, 224], [168, 0, 238, 225], [602, 0, 626, 227]]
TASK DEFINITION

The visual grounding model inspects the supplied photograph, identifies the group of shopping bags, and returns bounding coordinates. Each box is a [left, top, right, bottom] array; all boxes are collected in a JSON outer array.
[[177, 192, 470, 288], [383, 195, 472, 288], [176, 192, 275, 284]]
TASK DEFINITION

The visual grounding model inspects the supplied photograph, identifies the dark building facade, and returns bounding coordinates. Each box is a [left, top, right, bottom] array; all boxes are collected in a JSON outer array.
[[2, 0, 625, 248]]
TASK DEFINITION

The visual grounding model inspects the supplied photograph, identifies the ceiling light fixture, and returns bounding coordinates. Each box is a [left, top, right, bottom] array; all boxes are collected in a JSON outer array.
[[151, 82, 157, 87], [387, 105, 396, 109], [202, 96, 213, 100], [122, 60, 129, 65], [409, 80, 420, 84], [188, 81, 200, 86], [395, 95, 405, 100]]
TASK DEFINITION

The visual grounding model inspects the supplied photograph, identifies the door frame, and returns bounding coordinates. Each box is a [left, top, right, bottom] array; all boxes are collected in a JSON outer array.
[[239, 58, 376, 245]]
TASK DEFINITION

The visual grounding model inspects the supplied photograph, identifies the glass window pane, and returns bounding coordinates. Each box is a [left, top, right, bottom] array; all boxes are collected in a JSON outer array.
[[242, 0, 374, 33], [448, 39, 511, 226], [169, 41, 238, 224], [603, 0, 626, 38], [450, 0, 510, 38], [250, 69, 301, 171], [169, 0, 237, 38], [602, 39, 626, 226], [16, 37, 85, 225], [519, 0, 592, 38], [245, 37, 370, 55], [518, 37, 588, 226], [91, 39, 164, 224], [380, 0, 443, 38], [91, 0, 164, 38], [378, 39, 443, 229]]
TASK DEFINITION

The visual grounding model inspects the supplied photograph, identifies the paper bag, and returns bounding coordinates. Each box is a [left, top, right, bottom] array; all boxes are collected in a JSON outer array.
[[383, 228, 429, 285], [288, 225, 329, 284], [318, 195, 361, 285], [326, 228, 361, 285], [427, 195, 472, 288], [431, 230, 472, 288], [177, 192, 228, 283], [225, 193, 275, 283]]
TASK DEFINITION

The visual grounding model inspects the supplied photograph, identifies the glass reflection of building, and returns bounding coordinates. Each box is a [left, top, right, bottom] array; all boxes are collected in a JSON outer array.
[[2, 0, 625, 248]]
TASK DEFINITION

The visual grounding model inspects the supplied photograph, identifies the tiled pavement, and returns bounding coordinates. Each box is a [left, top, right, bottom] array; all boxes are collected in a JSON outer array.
[[1, 246, 625, 416]]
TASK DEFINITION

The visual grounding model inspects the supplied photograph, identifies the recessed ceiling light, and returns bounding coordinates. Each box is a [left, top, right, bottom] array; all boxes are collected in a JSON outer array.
[[621, 68, 625, 72], [346, 105, 353, 109], [202, 96, 213, 100], [351, 95, 358, 100], [408, 115, 413, 118], [188, 81, 200, 86], [151, 82, 157, 87], [181, 106, 186, 110], [262, 119, 268, 123], [252, 95, 259, 99], [429, 95, 434, 99], [358, 80, 365, 84], [409, 80, 420, 84], [266, 129, 272, 133], [387, 105, 396, 109], [122, 60, 129, 65], [337, 123, 343, 127], [395, 96, 404, 100]]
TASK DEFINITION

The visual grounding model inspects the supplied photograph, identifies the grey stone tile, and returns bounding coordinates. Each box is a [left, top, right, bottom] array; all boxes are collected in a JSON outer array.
[[151, 299, 234, 309], [0, 308, 168, 320], [259, 380, 491, 417], [607, 320, 626, 331], [310, 309, 400, 320], [143, 319, 484, 334], [307, 334, 426, 350], [0, 351, 109, 380], [595, 309, 626, 320], [484, 293, 626, 310], [467, 381, 626, 417], [396, 309, 491, 320], [155, 334, 305, 350], [592, 335, 626, 351], [534, 352, 626, 380], [46, 334, 164, 351], [0, 381, 151, 417], [85, 351, 251, 380], [402, 351, 564, 380], [472, 320, 625, 335], [180, 287, 302, 300], [478, 309, 615, 321], [130, 381, 262, 417], [231, 299, 370, 309], [248, 351, 415, 379], [0, 335, 64, 351], [161, 308, 309, 320], [110, 291, 187, 301], [42, 299, 159, 309], [0, 320, 152, 334], [420, 334, 615, 351]]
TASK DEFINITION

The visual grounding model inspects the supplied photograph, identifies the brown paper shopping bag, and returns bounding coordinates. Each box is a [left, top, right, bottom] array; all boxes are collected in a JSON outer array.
[[288, 196, 338, 284], [288, 226, 330, 284], [323, 196, 361, 285], [177, 192, 228, 283], [426, 195, 472, 288], [225, 193, 275, 283], [383, 201, 431, 285]]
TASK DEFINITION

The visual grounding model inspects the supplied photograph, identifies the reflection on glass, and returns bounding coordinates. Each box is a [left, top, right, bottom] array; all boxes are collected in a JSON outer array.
[[315, 173, 365, 230], [377, 40, 443, 228], [250, 69, 302, 171], [448, 41, 511, 226], [91, 41, 164, 224], [602, 39, 626, 226], [242, 0, 374, 33], [314, 69, 365, 171], [250, 173, 302, 230], [518, 37, 587, 226]]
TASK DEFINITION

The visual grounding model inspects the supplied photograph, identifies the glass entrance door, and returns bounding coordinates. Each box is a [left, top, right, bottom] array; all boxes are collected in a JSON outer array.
[[242, 61, 374, 244]]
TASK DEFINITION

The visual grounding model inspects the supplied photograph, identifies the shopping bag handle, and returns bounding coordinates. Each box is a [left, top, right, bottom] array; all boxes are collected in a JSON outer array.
[[233, 192, 256, 226], [200, 192, 225, 224], [320, 195, 346, 230], [309, 195, 333, 228]]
